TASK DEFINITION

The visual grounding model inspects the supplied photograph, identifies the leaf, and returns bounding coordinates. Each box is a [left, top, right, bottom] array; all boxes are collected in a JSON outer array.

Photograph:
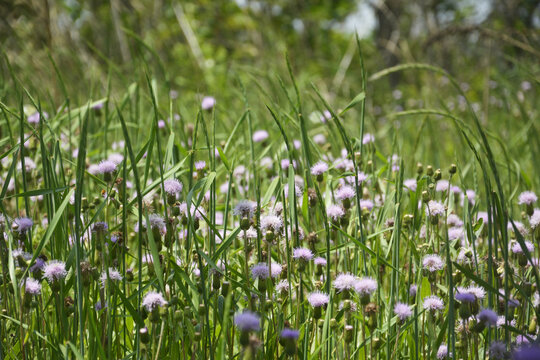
[[339, 91, 366, 115]]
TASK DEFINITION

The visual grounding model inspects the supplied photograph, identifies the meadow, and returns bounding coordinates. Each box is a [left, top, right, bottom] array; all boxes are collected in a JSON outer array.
[[1, 2, 540, 359]]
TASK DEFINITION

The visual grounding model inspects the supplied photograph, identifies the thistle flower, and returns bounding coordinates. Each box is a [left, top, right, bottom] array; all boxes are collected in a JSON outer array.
[[251, 263, 270, 280], [529, 209, 540, 229], [314, 257, 327, 266], [362, 133, 374, 145], [409, 284, 418, 297], [91, 221, 108, 234], [467, 286, 486, 300], [280, 328, 300, 355], [512, 344, 540, 360], [477, 308, 498, 326], [435, 180, 449, 192], [422, 254, 444, 272], [437, 344, 450, 359], [336, 185, 355, 202], [28, 111, 48, 124], [163, 179, 183, 196], [334, 273, 358, 293], [100, 268, 123, 287], [201, 96, 216, 110], [426, 200, 445, 217], [327, 204, 345, 221], [423, 295, 444, 312], [455, 292, 476, 303], [270, 263, 283, 278], [98, 160, 117, 174], [403, 179, 417, 192], [307, 291, 330, 307], [195, 161, 206, 171], [13, 217, 33, 234], [489, 341, 508, 360], [142, 291, 167, 312], [511, 241, 534, 255], [275, 280, 289, 294], [260, 214, 283, 235], [354, 277, 377, 297], [24, 278, 42, 295], [311, 161, 328, 177], [394, 302, 412, 322], [42, 260, 67, 284], [518, 191, 537, 205], [252, 130, 269, 143], [233, 200, 256, 219], [292, 247, 314, 261], [359, 199, 374, 211], [234, 311, 260, 332], [280, 328, 299, 339]]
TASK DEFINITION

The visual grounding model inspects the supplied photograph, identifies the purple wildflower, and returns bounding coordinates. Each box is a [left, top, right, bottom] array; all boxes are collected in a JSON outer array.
[[314, 257, 327, 266], [422, 254, 444, 272], [42, 260, 67, 283], [163, 179, 183, 195], [455, 292, 476, 303], [394, 302, 412, 321], [307, 291, 330, 307], [409, 284, 418, 297], [311, 161, 328, 176], [142, 291, 167, 312], [489, 341, 508, 360], [24, 278, 42, 295], [98, 160, 117, 174], [280, 328, 300, 339], [336, 185, 355, 201], [423, 296, 444, 312], [327, 204, 345, 221], [477, 309, 498, 326], [518, 191, 537, 205], [252, 130, 269, 143], [354, 277, 377, 296], [437, 344, 450, 359], [426, 200, 445, 217], [251, 263, 270, 280], [404, 179, 417, 192], [201, 96, 216, 110], [260, 214, 283, 234], [233, 200, 256, 218], [234, 311, 260, 331], [293, 247, 314, 261], [334, 273, 358, 292], [511, 241, 534, 254], [13, 217, 33, 233], [362, 133, 374, 145], [512, 344, 540, 360]]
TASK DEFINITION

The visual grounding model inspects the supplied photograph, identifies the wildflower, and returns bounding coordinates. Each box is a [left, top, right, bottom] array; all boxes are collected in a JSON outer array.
[[28, 111, 48, 124], [511, 241, 534, 255], [313, 134, 326, 145], [394, 302, 412, 323], [437, 344, 450, 359], [515, 335, 530, 345], [477, 308, 498, 326], [260, 214, 283, 240], [42, 260, 67, 290], [98, 160, 117, 174], [447, 214, 463, 227], [91, 221, 108, 235], [435, 180, 449, 192], [314, 257, 327, 266], [234, 311, 260, 346], [275, 280, 289, 295], [512, 344, 540, 360], [252, 130, 269, 143], [423, 295, 444, 312], [307, 291, 330, 308], [334, 273, 358, 295], [327, 204, 345, 222], [320, 110, 331, 123], [163, 179, 183, 197], [195, 161, 206, 171], [489, 341, 508, 360], [519, 191, 537, 205], [308, 291, 329, 319], [359, 199, 374, 212], [467, 286, 486, 300], [409, 284, 418, 297], [426, 200, 445, 219], [422, 254, 444, 272], [24, 278, 42, 296], [355, 277, 377, 304], [455, 292, 476, 303], [336, 185, 355, 209], [308, 162, 328, 180], [403, 179, 417, 192], [293, 247, 314, 261], [362, 133, 374, 145], [280, 328, 300, 355], [529, 209, 540, 230], [13, 217, 33, 234], [100, 268, 123, 287], [201, 96, 216, 110], [233, 200, 256, 220], [270, 263, 283, 278], [251, 263, 270, 280], [142, 291, 167, 312]]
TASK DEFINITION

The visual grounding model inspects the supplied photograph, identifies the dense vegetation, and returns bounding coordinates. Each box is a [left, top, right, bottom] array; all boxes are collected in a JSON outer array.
[[0, 1, 539, 359]]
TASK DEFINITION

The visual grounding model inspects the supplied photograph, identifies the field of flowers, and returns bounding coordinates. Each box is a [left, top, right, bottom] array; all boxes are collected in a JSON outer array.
[[1, 4, 540, 359]]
